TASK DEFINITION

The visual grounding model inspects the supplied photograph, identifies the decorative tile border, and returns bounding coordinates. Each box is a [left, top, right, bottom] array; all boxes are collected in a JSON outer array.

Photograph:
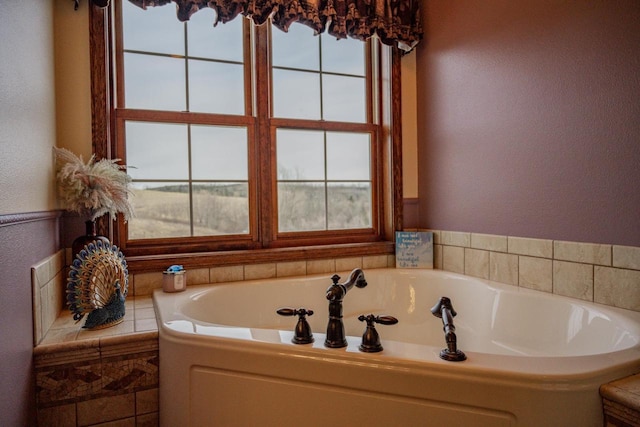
[[34, 334, 158, 407], [34, 334, 159, 426], [428, 230, 640, 312]]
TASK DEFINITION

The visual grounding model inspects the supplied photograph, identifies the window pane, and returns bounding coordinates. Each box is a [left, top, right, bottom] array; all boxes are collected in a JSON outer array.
[[276, 130, 325, 180], [326, 132, 370, 180], [188, 11, 243, 62], [272, 69, 321, 119], [278, 182, 326, 232], [271, 24, 319, 70], [124, 53, 186, 111], [193, 183, 249, 235], [322, 74, 366, 122], [125, 122, 188, 180], [327, 183, 371, 229], [122, 0, 184, 55], [188, 60, 244, 114], [128, 182, 191, 239], [321, 35, 365, 76], [191, 126, 248, 180]]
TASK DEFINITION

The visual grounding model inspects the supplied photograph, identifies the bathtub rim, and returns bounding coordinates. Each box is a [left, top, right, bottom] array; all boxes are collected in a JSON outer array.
[[153, 268, 640, 382]]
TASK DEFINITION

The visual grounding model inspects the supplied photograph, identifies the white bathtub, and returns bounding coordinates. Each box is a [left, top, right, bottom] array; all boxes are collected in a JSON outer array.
[[153, 268, 640, 426]]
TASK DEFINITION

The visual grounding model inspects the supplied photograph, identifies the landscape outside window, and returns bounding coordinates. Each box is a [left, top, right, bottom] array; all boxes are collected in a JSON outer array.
[[114, 0, 384, 252]]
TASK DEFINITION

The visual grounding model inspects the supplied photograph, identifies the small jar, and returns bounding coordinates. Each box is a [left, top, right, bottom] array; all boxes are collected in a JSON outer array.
[[163, 268, 186, 292]]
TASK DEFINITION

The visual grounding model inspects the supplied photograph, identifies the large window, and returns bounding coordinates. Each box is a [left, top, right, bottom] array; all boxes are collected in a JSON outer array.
[[92, 1, 401, 263]]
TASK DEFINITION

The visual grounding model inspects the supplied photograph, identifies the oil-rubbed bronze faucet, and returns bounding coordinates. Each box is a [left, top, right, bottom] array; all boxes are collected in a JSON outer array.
[[324, 269, 367, 348], [431, 296, 467, 361]]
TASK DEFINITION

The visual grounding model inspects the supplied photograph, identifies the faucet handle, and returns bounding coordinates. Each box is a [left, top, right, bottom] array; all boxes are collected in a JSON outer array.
[[357, 314, 399, 353], [277, 307, 314, 345]]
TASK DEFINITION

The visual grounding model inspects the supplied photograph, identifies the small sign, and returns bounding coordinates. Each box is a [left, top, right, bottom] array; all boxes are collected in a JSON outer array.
[[395, 231, 434, 268]]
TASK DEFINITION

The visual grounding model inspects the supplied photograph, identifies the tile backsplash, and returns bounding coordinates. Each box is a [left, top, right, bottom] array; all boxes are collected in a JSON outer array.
[[429, 230, 640, 312], [31, 231, 640, 347], [31, 249, 66, 346]]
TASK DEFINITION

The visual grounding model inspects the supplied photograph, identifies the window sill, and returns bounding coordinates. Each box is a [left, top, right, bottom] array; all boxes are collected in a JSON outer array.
[[125, 241, 395, 274]]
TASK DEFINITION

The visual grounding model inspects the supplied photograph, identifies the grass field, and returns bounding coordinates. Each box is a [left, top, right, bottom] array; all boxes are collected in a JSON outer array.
[[127, 183, 371, 239]]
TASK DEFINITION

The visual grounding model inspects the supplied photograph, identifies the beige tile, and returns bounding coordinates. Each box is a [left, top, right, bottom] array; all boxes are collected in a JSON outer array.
[[519, 256, 552, 292], [554, 241, 611, 266], [553, 261, 593, 301], [40, 327, 80, 345], [41, 284, 52, 338], [276, 261, 307, 277], [442, 246, 464, 274], [471, 233, 507, 252], [595, 267, 640, 311], [133, 296, 154, 309], [136, 388, 159, 415], [440, 231, 470, 247], [386, 254, 396, 268], [464, 248, 489, 280], [135, 307, 156, 320], [507, 236, 553, 258], [187, 268, 210, 286], [33, 278, 43, 345], [77, 394, 135, 426], [125, 276, 135, 296], [489, 252, 518, 285], [133, 272, 163, 296], [32, 255, 51, 289], [76, 320, 135, 340], [613, 245, 640, 271], [428, 229, 441, 244], [51, 311, 80, 330], [306, 259, 335, 274], [210, 265, 244, 283], [38, 403, 76, 427], [433, 244, 443, 270], [135, 318, 158, 333], [363, 255, 389, 269], [43, 274, 65, 335], [52, 272, 65, 312], [244, 263, 276, 280], [51, 250, 66, 277], [335, 257, 363, 272]]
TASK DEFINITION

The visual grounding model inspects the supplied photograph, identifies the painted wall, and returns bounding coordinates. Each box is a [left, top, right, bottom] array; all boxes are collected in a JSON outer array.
[[0, 1, 60, 425], [0, 1, 58, 216], [54, 0, 93, 159], [416, 1, 640, 246]]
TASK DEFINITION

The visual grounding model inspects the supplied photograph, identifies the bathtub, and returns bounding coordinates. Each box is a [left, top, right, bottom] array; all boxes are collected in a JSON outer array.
[[153, 268, 640, 426]]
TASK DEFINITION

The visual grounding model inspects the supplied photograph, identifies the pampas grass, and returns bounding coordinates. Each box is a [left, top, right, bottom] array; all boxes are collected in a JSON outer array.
[[54, 147, 134, 221]]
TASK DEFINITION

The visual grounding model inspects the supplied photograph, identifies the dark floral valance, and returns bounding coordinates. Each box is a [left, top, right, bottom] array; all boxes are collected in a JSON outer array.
[[128, 0, 422, 51]]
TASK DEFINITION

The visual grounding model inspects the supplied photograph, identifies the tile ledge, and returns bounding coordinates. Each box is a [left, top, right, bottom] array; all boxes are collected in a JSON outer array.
[[34, 330, 158, 355], [600, 373, 640, 411]]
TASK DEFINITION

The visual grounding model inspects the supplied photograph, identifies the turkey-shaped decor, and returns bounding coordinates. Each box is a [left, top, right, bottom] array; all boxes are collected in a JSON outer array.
[[67, 240, 129, 330]]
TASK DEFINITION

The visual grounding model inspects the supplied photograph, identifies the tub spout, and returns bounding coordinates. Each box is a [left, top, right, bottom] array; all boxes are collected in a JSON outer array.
[[325, 269, 367, 302], [431, 296, 467, 362], [325, 269, 367, 348]]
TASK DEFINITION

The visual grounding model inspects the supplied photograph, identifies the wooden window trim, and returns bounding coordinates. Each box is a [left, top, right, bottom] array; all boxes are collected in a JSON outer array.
[[89, 3, 402, 274]]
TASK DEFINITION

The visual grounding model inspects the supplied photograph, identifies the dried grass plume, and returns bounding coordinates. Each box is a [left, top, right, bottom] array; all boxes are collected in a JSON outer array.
[[54, 147, 134, 221]]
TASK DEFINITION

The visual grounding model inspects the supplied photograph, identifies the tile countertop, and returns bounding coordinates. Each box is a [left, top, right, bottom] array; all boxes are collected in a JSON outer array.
[[600, 373, 640, 425], [34, 296, 158, 352]]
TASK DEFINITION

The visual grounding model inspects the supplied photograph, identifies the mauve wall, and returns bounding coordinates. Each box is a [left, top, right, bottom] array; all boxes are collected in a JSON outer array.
[[0, 217, 59, 426], [415, 1, 640, 246]]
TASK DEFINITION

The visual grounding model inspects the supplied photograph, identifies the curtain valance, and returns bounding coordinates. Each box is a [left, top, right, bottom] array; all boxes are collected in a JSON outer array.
[[128, 0, 422, 51]]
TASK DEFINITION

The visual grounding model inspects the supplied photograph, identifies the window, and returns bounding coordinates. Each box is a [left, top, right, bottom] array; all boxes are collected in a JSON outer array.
[[90, 1, 402, 265]]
